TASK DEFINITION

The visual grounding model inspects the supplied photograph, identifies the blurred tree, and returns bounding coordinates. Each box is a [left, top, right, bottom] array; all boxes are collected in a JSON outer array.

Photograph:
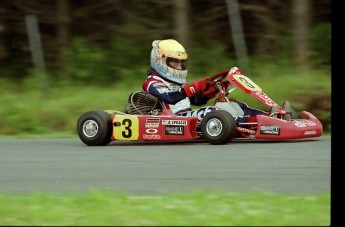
[[292, 0, 311, 69], [226, 0, 250, 73], [0, 0, 330, 81], [56, 0, 70, 78], [0, 9, 7, 61], [174, 0, 189, 50], [240, 0, 291, 55]]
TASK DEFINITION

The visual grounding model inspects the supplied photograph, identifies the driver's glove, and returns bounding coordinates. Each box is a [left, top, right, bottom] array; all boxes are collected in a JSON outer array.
[[182, 78, 213, 97], [202, 85, 218, 99]]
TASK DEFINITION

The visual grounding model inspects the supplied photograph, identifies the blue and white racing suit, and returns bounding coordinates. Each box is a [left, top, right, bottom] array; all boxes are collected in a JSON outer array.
[[142, 69, 267, 123]]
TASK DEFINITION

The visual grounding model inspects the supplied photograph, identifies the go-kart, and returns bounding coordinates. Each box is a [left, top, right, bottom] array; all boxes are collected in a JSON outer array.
[[77, 67, 323, 146]]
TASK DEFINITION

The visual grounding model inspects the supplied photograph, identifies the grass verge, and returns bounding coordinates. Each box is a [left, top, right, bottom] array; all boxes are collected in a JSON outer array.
[[0, 190, 330, 226]]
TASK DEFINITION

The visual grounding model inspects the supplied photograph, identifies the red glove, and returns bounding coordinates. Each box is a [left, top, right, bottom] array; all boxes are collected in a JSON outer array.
[[182, 78, 210, 97], [202, 85, 218, 99], [202, 81, 230, 99]]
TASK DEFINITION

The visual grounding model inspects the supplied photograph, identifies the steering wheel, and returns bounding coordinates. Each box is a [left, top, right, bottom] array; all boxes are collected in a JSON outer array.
[[207, 70, 229, 82], [202, 70, 230, 97]]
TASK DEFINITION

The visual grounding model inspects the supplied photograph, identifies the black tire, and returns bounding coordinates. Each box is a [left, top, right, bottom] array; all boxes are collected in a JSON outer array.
[[77, 110, 113, 146], [201, 110, 237, 145]]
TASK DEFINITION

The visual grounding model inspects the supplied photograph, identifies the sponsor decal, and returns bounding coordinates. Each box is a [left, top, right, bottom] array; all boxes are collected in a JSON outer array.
[[143, 134, 161, 140], [145, 118, 160, 128], [152, 82, 165, 88], [179, 107, 215, 122], [236, 127, 256, 135], [255, 91, 275, 106], [162, 120, 187, 126], [304, 130, 316, 135], [189, 87, 196, 94], [260, 125, 280, 135], [146, 128, 158, 134], [165, 126, 184, 135], [156, 87, 169, 94], [293, 120, 317, 128]]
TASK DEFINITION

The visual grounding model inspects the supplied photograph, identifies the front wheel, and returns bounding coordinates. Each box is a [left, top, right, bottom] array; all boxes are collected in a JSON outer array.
[[77, 110, 113, 146], [201, 110, 237, 145]]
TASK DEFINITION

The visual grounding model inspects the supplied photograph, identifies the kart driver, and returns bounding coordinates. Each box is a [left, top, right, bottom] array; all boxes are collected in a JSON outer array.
[[142, 39, 288, 123]]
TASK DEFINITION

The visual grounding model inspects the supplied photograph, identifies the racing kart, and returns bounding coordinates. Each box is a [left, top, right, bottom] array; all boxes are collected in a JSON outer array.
[[77, 67, 323, 146]]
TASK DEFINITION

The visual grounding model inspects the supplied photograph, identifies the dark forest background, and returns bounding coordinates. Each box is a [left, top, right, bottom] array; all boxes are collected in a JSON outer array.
[[0, 0, 331, 84]]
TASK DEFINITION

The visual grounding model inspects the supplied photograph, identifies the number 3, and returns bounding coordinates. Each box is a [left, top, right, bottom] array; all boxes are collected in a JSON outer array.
[[113, 116, 139, 140]]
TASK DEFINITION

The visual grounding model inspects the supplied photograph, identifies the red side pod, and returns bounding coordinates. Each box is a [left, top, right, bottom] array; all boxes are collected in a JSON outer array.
[[138, 116, 199, 141], [255, 111, 323, 140]]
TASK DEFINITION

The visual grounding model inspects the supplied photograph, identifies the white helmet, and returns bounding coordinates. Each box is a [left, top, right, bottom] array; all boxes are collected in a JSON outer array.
[[150, 39, 188, 85]]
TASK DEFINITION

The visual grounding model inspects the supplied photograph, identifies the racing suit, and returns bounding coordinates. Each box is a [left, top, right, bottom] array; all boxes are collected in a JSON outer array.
[[142, 68, 267, 123]]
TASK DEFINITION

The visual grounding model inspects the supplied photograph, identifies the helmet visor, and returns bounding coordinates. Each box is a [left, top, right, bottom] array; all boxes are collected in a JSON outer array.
[[166, 57, 187, 70]]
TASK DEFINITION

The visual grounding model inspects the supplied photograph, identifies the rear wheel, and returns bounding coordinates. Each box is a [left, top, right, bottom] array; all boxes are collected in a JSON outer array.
[[77, 110, 113, 146], [201, 110, 237, 145]]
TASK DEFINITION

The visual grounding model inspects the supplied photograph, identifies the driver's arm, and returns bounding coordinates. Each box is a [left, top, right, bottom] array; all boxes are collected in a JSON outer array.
[[143, 79, 186, 104], [145, 81, 209, 106], [188, 92, 209, 106]]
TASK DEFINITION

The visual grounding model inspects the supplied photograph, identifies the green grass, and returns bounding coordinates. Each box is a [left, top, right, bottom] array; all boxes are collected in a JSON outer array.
[[0, 190, 330, 226]]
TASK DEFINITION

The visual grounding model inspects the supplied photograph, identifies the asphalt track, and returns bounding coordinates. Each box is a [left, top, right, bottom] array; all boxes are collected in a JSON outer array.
[[0, 136, 331, 195]]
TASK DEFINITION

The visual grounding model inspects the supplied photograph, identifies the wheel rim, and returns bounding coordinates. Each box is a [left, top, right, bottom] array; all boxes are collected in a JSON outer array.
[[82, 120, 99, 138], [206, 118, 222, 137]]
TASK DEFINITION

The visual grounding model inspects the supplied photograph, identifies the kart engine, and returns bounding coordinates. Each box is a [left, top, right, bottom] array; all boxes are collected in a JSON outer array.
[[124, 91, 164, 115]]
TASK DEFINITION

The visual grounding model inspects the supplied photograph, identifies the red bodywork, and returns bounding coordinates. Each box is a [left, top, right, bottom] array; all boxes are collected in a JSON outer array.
[[108, 67, 323, 142], [254, 111, 323, 139], [224, 68, 323, 140], [110, 109, 200, 142], [77, 68, 323, 146]]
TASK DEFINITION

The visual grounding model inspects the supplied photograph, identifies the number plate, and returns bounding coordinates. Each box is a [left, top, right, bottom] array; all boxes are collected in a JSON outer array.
[[113, 115, 139, 140], [233, 74, 262, 91]]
